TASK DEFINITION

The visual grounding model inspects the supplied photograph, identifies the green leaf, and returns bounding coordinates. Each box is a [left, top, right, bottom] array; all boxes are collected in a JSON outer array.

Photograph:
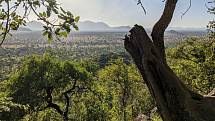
[[47, 31, 53, 42], [47, 7, 51, 17], [73, 24, 79, 31], [43, 31, 49, 36], [60, 7, 66, 14], [55, 28, 61, 35], [74, 16, 80, 23], [59, 31, 68, 37]]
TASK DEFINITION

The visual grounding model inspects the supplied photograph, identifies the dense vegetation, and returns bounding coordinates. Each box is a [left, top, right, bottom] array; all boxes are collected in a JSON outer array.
[[0, 54, 155, 120], [0, 0, 214, 121], [167, 37, 215, 95], [0, 33, 214, 120]]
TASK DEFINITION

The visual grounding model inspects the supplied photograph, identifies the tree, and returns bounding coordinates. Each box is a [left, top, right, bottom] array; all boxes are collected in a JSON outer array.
[[166, 37, 215, 95], [124, 0, 215, 121], [207, 0, 215, 38], [0, 101, 28, 120], [1, 0, 215, 120], [5, 54, 92, 121], [0, 0, 79, 46], [97, 59, 154, 120]]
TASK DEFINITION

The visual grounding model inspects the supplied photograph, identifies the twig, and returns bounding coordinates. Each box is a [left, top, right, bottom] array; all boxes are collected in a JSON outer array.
[[28, 0, 62, 27], [0, 1, 10, 46], [137, 0, 146, 14], [181, 0, 192, 19]]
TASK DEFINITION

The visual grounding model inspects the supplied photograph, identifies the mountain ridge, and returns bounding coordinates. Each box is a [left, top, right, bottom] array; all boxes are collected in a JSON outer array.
[[77, 21, 131, 31], [21, 20, 131, 31], [20, 20, 206, 32]]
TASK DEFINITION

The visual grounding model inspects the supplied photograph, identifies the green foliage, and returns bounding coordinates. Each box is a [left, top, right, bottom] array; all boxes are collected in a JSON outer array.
[[167, 38, 215, 94], [80, 59, 100, 76], [0, 54, 93, 119], [0, 1, 214, 120], [0, 0, 79, 45], [0, 54, 154, 120], [97, 52, 133, 68], [0, 101, 28, 121], [22, 108, 63, 121], [151, 113, 163, 121], [62, 91, 110, 121], [97, 59, 154, 120]]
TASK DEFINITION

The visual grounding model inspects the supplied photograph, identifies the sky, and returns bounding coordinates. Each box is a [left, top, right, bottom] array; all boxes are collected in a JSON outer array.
[[55, 0, 214, 28]]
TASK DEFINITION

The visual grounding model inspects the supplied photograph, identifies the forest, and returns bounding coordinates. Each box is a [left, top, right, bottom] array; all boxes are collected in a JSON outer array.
[[0, 0, 215, 121]]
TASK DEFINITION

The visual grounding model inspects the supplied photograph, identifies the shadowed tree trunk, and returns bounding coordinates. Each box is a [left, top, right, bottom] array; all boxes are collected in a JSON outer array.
[[124, 0, 215, 121]]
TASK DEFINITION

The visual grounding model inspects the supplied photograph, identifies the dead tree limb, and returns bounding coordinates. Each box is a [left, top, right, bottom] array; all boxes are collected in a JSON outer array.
[[151, 0, 177, 63], [124, 0, 215, 120], [43, 80, 79, 121], [124, 25, 215, 121]]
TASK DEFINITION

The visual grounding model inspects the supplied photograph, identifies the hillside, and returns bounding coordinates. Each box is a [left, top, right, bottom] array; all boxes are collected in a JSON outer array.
[[20, 20, 131, 32], [77, 21, 131, 31]]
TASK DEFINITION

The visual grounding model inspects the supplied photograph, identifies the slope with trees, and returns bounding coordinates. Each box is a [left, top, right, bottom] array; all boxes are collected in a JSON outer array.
[[124, 0, 215, 121], [0, 0, 215, 121]]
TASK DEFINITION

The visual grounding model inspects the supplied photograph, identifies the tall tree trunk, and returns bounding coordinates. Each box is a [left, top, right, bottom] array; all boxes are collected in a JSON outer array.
[[124, 25, 215, 121], [124, 0, 215, 120]]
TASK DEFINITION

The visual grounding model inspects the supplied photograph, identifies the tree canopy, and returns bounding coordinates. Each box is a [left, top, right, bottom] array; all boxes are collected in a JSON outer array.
[[0, 0, 215, 121], [0, 0, 79, 46]]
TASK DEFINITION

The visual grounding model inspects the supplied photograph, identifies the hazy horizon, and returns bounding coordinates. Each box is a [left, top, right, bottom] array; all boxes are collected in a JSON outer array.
[[53, 0, 213, 28], [23, 20, 208, 32], [9, 0, 212, 29]]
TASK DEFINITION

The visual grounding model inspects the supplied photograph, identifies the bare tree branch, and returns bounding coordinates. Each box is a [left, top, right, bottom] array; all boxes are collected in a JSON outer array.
[[151, 0, 178, 63], [181, 0, 192, 19], [0, 1, 10, 46], [124, 25, 215, 121], [44, 87, 64, 116], [41, 79, 88, 121], [137, 0, 146, 14]]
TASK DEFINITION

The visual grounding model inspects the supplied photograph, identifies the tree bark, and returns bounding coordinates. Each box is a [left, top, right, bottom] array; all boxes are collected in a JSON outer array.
[[124, 25, 215, 121], [124, 0, 215, 120], [151, 0, 177, 63]]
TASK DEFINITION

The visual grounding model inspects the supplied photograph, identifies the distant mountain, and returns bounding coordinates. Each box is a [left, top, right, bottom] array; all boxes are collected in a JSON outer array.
[[78, 21, 109, 31], [19, 20, 130, 32], [165, 30, 185, 36], [78, 21, 131, 31], [21, 21, 44, 31]]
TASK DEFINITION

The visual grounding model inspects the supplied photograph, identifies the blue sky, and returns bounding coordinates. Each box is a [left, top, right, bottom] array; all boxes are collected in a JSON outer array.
[[58, 0, 213, 28]]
